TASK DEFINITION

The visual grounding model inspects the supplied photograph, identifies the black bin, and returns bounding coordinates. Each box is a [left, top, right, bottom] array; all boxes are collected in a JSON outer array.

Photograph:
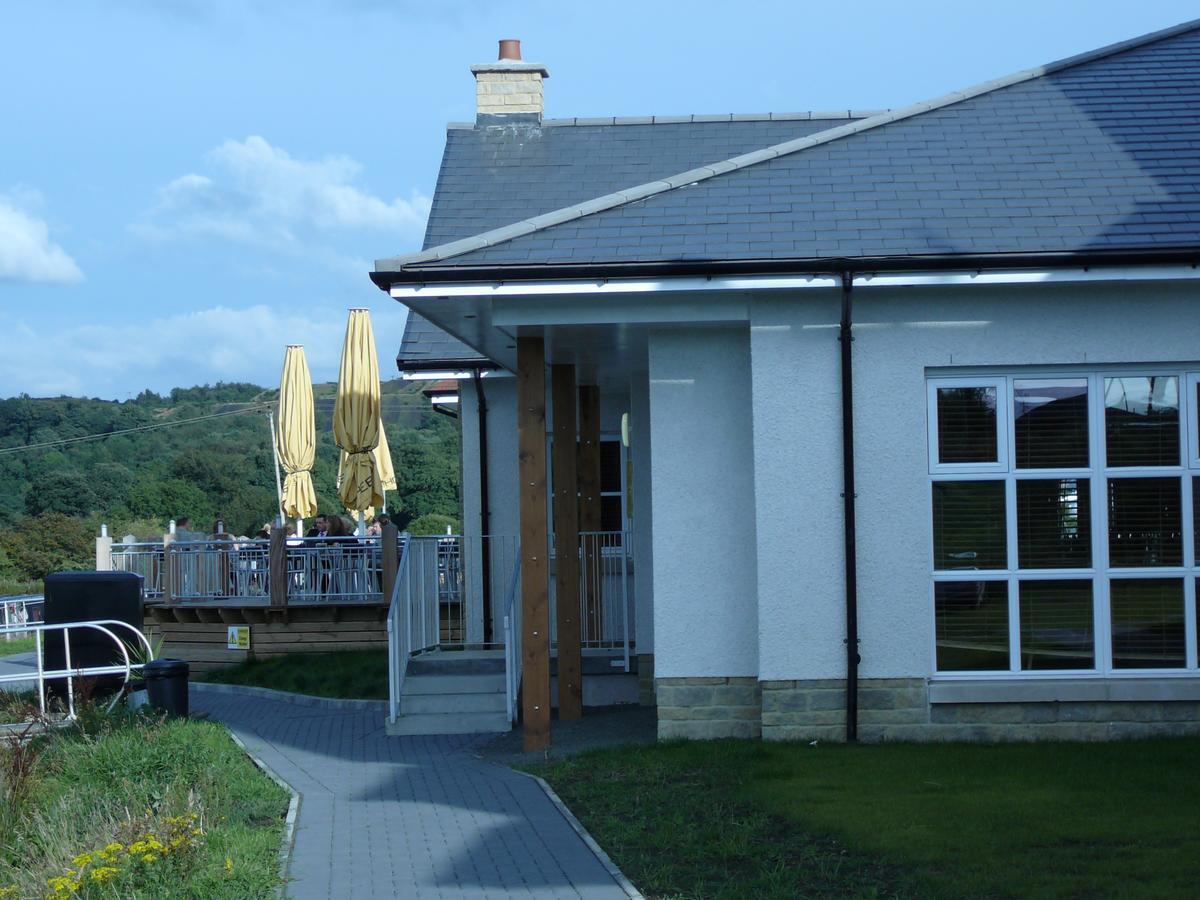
[[43, 571, 144, 695], [143, 658, 189, 718]]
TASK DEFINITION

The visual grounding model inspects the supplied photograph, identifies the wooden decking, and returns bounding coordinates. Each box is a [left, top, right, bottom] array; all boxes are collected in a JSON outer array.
[[144, 601, 387, 673]]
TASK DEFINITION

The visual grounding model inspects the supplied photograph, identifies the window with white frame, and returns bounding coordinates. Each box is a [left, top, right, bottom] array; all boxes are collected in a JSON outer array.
[[928, 370, 1200, 676]]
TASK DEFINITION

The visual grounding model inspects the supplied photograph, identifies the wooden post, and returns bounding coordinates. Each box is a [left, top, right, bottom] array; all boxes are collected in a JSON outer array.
[[381, 522, 400, 603], [269, 528, 288, 609], [95, 535, 113, 572], [518, 336, 551, 751], [578, 385, 602, 640], [162, 532, 175, 605], [552, 365, 583, 721]]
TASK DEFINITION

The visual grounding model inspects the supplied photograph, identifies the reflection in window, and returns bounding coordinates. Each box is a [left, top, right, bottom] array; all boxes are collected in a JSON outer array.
[[937, 386, 998, 464], [932, 481, 1007, 570], [1107, 477, 1182, 567], [935, 581, 1009, 671], [1110, 579, 1185, 669], [1014, 379, 1088, 468], [1017, 479, 1091, 569], [1105, 376, 1179, 467], [1019, 580, 1094, 670]]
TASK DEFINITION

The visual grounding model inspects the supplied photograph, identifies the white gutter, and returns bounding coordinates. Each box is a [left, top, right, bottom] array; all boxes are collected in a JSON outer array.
[[390, 265, 1200, 301]]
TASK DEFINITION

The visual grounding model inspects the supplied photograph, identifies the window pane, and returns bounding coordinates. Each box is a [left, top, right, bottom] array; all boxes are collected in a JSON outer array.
[[932, 481, 1007, 570], [1195, 477, 1200, 565], [1014, 379, 1089, 468], [1017, 478, 1091, 568], [1110, 579, 1185, 668], [1107, 477, 1182, 567], [935, 581, 1010, 671], [600, 441, 622, 493], [600, 495, 623, 532], [1105, 376, 1179, 467], [1019, 580, 1094, 670], [936, 386, 998, 464]]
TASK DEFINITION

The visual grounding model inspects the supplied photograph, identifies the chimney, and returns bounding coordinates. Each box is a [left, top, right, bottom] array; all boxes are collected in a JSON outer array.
[[471, 39, 550, 124]]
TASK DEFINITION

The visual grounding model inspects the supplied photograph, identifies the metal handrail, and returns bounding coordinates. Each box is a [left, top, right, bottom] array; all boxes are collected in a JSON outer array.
[[386, 535, 412, 724], [502, 556, 522, 723], [0, 619, 155, 720]]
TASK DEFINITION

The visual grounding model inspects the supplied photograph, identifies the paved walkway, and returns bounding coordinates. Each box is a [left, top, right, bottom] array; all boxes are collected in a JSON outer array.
[[191, 686, 631, 899], [0, 651, 38, 692]]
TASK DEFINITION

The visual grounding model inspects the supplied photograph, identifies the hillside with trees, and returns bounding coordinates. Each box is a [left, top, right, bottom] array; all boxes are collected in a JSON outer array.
[[0, 380, 460, 593]]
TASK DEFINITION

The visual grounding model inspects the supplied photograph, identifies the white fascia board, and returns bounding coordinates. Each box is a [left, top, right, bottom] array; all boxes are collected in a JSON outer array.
[[389, 265, 1200, 303], [429, 394, 460, 405], [390, 274, 839, 301], [400, 370, 495, 381], [855, 265, 1200, 288]]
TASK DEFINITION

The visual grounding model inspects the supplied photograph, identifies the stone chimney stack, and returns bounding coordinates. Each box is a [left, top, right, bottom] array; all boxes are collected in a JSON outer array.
[[472, 39, 549, 124]]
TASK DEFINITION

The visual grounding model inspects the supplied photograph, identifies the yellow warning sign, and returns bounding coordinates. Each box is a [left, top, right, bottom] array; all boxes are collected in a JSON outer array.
[[227, 626, 250, 651]]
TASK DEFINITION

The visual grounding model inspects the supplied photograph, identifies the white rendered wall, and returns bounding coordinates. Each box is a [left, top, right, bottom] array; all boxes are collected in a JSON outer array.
[[750, 279, 1200, 682], [630, 369, 655, 654], [459, 374, 519, 642], [749, 293, 846, 682], [648, 326, 758, 678]]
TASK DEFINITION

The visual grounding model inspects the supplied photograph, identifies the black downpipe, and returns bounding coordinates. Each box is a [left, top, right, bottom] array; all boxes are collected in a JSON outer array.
[[839, 272, 860, 743], [473, 371, 493, 644]]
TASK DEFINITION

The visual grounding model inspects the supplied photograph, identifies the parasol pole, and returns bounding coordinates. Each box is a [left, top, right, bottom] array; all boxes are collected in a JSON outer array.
[[268, 409, 285, 524]]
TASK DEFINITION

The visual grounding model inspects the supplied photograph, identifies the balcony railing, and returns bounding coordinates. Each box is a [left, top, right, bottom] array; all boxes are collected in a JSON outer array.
[[110, 536, 401, 605]]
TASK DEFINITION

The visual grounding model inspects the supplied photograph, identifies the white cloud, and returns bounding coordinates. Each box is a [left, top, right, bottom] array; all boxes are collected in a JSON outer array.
[[137, 136, 430, 252], [0, 302, 406, 398], [0, 195, 84, 284]]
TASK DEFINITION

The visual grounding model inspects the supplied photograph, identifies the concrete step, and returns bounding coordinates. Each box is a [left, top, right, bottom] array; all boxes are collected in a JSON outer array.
[[400, 691, 506, 715], [386, 710, 510, 736], [408, 655, 505, 676], [402, 674, 505, 695]]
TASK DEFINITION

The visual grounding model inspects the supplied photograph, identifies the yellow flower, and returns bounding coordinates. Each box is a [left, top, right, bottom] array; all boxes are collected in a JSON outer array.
[[224, 857, 233, 873], [70, 852, 93, 868], [0, 886, 17, 899], [141, 854, 157, 864], [89, 867, 119, 884]]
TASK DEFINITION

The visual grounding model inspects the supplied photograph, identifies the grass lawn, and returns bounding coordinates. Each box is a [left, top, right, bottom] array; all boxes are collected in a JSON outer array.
[[0, 706, 289, 898], [198, 649, 388, 700], [531, 737, 1200, 899], [0, 635, 36, 657]]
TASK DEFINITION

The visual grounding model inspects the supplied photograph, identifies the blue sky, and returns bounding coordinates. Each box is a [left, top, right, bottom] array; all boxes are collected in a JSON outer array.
[[1, 1, 1196, 398]]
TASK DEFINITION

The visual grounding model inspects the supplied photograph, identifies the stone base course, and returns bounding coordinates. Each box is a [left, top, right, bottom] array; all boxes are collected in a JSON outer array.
[[708, 678, 1200, 743], [637, 654, 656, 707], [656, 676, 761, 739]]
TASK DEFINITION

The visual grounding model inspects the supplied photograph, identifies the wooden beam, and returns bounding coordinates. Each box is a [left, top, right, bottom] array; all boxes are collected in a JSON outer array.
[[518, 336, 552, 751], [269, 528, 288, 609], [551, 365, 583, 721], [381, 522, 400, 606], [578, 384, 602, 640]]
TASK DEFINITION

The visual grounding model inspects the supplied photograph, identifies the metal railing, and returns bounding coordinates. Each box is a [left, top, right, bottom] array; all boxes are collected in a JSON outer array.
[[0, 619, 155, 721], [2, 596, 43, 639], [386, 535, 412, 724], [384, 531, 634, 723], [112, 537, 399, 604], [502, 557, 523, 723]]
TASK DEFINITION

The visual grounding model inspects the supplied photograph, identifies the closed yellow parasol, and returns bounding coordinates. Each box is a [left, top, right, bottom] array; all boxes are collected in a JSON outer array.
[[276, 345, 318, 524], [337, 421, 396, 517], [333, 309, 384, 521]]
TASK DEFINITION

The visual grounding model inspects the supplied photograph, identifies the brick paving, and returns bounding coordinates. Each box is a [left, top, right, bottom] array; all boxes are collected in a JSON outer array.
[[191, 685, 631, 899]]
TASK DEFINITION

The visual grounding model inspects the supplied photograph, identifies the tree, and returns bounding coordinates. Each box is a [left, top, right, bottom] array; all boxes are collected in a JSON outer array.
[[24, 471, 98, 518], [0, 512, 94, 580]]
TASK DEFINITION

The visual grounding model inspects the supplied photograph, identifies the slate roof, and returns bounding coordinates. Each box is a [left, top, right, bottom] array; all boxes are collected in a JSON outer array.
[[397, 311, 494, 370], [381, 18, 1200, 279], [398, 112, 880, 369]]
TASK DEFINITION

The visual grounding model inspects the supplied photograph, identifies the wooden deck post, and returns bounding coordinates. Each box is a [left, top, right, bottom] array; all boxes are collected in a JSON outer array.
[[578, 384, 602, 640], [381, 522, 400, 603], [162, 532, 175, 605], [551, 365, 583, 721], [269, 527, 288, 609], [518, 336, 552, 751]]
